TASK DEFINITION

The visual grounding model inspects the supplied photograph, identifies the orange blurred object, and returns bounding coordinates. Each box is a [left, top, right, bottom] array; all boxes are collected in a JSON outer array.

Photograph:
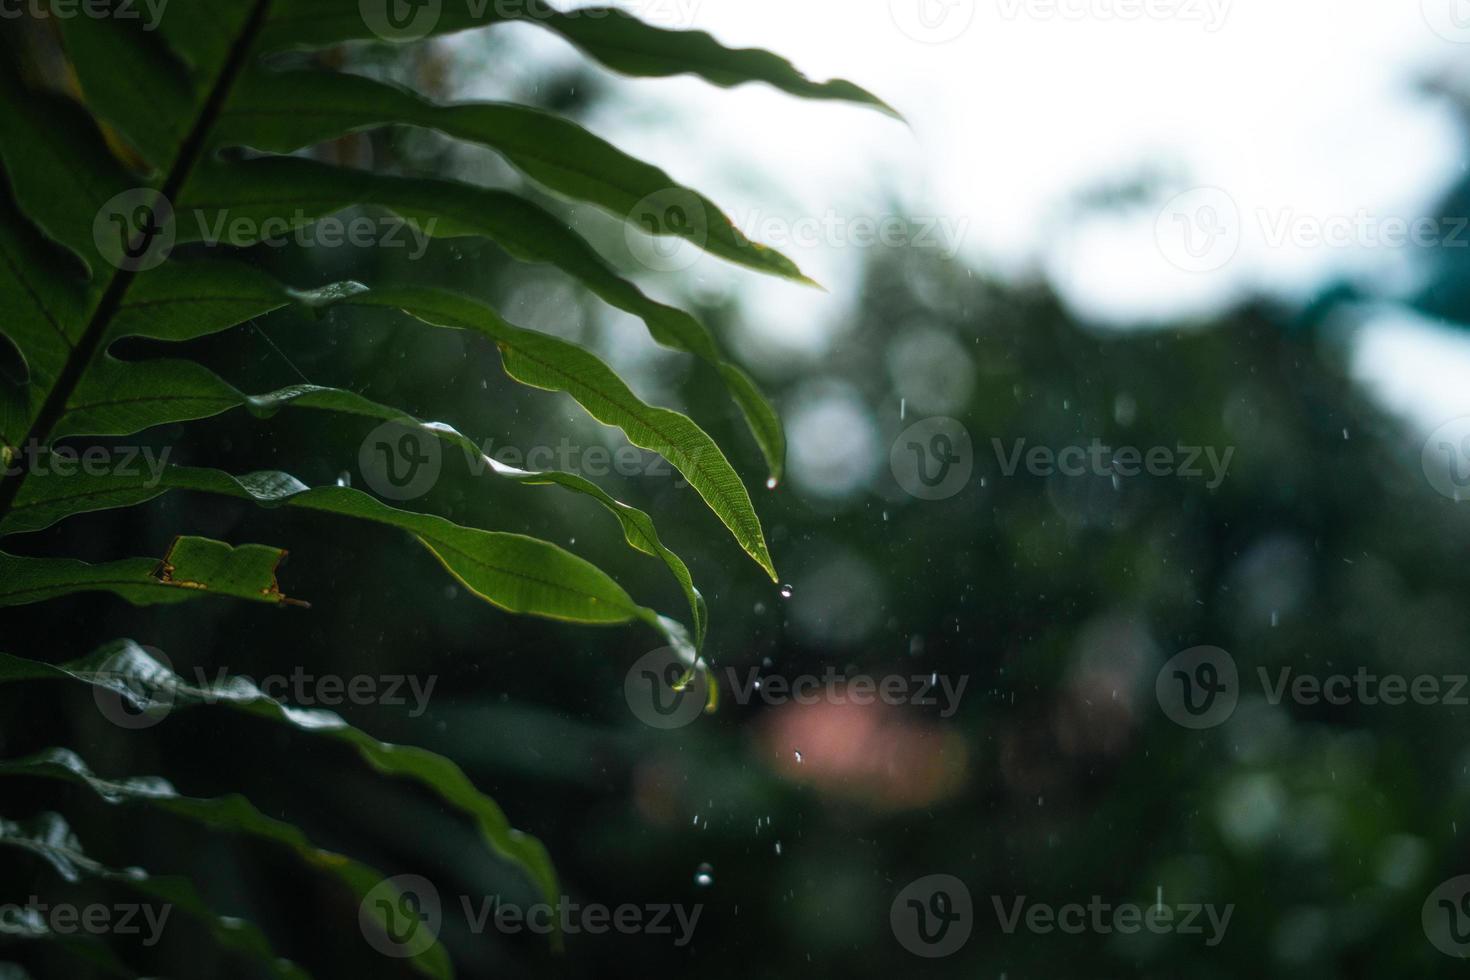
[[757, 692, 967, 811]]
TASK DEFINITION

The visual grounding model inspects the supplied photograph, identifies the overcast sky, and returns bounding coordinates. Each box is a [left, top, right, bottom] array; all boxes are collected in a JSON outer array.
[[462, 0, 1470, 430]]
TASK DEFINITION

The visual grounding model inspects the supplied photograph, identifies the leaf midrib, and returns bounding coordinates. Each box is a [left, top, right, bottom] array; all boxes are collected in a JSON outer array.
[[502, 335, 767, 560], [0, 0, 276, 523]]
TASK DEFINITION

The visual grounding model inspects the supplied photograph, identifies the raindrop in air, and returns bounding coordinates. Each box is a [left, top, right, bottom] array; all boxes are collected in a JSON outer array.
[[793, 749, 803, 763], [336, 471, 351, 487], [694, 863, 714, 887]]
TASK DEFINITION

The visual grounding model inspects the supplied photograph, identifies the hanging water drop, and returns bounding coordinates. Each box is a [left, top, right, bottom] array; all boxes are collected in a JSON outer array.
[[765, 477, 778, 490], [779, 584, 793, 599]]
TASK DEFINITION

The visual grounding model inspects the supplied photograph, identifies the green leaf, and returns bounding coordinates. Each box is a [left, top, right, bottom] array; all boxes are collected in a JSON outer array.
[[0, 641, 561, 943], [153, 534, 300, 603], [60, 271, 774, 581], [177, 156, 788, 479], [56, 356, 243, 438], [1, 469, 307, 539], [0, 65, 133, 281], [56, 18, 196, 171], [0, 794, 444, 979], [0, 806, 309, 979], [217, 67, 813, 284], [0, 536, 296, 608], [105, 257, 309, 344], [341, 286, 778, 580], [0, 191, 90, 454], [524, 3, 901, 117], [0, 475, 696, 658], [258, 0, 897, 117], [16, 376, 711, 646], [151, 0, 257, 79]]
